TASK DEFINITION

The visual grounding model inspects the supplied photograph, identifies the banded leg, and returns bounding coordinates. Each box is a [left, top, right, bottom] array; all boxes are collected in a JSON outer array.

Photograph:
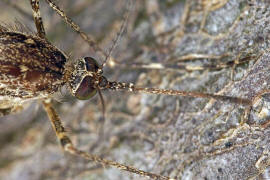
[[29, 0, 46, 38], [42, 100, 175, 180]]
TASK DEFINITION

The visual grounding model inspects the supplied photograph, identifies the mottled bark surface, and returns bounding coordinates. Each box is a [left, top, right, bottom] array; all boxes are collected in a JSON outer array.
[[0, 0, 270, 180]]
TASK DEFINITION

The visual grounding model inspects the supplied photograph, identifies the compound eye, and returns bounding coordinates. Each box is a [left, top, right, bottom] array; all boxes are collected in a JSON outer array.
[[75, 76, 97, 100], [84, 57, 99, 72]]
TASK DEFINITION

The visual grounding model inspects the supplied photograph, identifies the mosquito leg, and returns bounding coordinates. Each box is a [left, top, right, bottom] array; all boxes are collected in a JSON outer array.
[[29, 0, 46, 38], [44, 0, 107, 61], [101, 0, 132, 69], [108, 54, 257, 72], [42, 99, 175, 180]]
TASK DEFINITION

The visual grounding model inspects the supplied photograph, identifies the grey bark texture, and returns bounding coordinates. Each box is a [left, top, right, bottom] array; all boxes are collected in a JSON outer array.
[[0, 0, 270, 180]]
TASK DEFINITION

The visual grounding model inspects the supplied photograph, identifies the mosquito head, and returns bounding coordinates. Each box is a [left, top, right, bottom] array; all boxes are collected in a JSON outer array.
[[69, 57, 108, 100]]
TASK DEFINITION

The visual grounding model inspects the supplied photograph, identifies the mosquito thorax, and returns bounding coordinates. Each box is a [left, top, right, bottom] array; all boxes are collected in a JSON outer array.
[[69, 57, 103, 100]]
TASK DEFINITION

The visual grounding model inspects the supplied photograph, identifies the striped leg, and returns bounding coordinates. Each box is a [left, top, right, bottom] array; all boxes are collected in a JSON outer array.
[[29, 0, 46, 38], [42, 100, 175, 180]]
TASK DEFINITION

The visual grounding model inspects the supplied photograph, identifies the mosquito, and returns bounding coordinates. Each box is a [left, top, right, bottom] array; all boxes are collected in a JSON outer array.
[[0, 0, 254, 179]]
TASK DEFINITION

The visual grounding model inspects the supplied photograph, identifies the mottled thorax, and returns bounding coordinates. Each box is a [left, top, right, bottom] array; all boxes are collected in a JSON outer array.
[[0, 31, 67, 100]]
